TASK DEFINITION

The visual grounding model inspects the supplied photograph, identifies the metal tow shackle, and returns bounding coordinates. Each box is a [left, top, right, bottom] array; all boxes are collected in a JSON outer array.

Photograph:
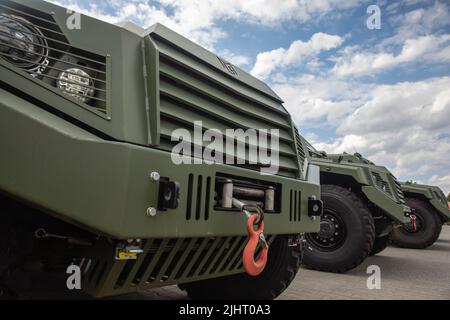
[[241, 205, 269, 277]]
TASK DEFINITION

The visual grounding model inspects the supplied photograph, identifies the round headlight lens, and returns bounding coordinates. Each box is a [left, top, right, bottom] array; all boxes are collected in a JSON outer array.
[[58, 68, 94, 104], [0, 14, 49, 73]]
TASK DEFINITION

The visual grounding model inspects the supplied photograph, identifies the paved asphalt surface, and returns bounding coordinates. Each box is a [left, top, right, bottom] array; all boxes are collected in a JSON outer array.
[[118, 226, 450, 300]]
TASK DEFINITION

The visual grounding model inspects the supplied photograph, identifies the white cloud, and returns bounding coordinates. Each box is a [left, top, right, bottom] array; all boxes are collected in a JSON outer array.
[[47, 0, 360, 50], [332, 34, 450, 77], [330, 2, 450, 78], [219, 49, 252, 67], [388, 2, 450, 42], [428, 175, 450, 196], [251, 33, 344, 79], [311, 77, 450, 193]]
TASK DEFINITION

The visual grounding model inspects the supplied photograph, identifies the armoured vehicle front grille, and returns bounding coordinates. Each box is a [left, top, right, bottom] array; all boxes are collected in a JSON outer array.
[[391, 175, 406, 204], [0, 0, 109, 117], [185, 173, 212, 221], [289, 189, 302, 222], [152, 34, 303, 178], [433, 190, 447, 206], [79, 235, 275, 297], [294, 127, 306, 169], [371, 172, 392, 196]]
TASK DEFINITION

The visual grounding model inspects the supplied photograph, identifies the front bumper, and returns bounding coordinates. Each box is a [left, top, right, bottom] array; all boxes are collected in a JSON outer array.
[[0, 88, 321, 239]]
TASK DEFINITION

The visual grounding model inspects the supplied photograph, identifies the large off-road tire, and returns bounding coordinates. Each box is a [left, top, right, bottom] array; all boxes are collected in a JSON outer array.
[[391, 198, 442, 249], [303, 185, 375, 273], [179, 235, 302, 300], [369, 234, 391, 256]]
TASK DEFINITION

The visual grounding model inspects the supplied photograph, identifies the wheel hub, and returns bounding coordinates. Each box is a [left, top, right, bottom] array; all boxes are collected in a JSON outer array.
[[306, 212, 346, 251], [319, 220, 336, 238]]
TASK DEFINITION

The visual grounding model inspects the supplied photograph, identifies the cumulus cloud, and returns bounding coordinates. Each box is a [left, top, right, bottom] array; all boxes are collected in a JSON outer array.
[[387, 1, 450, 42], [311, 77, 450, 192], [219, 49, 252, 67], [272, 74, 371, 125], [47, 0, 360, 50], [332, 34, 450, 77], [428, 175, 450, 195], [251, 33, 344, 79]]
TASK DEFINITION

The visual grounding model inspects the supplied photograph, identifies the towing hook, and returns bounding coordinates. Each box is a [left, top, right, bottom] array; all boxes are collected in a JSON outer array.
[[242, 214, 269, 277], [232, 198, 269, 276], [410, 215, 417, 232]]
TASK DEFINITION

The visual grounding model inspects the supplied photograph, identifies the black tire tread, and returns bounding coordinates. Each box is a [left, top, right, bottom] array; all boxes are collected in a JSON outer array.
[[391, 197, 442, 249], [303, 185, 375, 273], [369, 234, 391, 256]]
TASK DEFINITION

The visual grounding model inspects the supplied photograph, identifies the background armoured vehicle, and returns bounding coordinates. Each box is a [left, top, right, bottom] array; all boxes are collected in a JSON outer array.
[[302, 143, 410, 273], [0, 0, 322, 299], [391, 182, 450, 249]]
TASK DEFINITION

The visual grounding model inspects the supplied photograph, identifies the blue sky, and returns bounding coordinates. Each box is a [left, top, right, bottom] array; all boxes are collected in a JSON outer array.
[[50, 0, 450, 193]]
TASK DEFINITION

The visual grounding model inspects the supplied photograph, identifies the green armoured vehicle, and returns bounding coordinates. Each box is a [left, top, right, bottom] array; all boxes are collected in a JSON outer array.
[[0, 0, 323, 299], [391, 182, 450, 249], [302, 142, 410, 273]]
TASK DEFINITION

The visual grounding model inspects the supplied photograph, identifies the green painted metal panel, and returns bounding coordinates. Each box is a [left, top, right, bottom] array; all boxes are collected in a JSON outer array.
[[0, 88, 320, 238], [401, 183, 450, 221], [309, 152, 409, 224], [362, 186, 409, 223]]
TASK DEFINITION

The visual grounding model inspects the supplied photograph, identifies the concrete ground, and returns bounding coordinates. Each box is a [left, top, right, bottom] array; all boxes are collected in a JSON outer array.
[[125, 226, 450, 300]]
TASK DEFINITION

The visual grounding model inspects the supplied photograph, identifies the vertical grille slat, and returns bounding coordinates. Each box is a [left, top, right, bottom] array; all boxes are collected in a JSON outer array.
[[179, 237, 210, 279], [290, 189, 294, 221], [154, 238, 185, 283], [194, 237, 223, 277], [386, 174, 406, 204], [195, 175, 203, 221], [229, 239, 248, 271], [186, 174, 212, 221], [204, 177, 211, 220], [290, 190, 302, 222], [218, 237, 246, 272], [147, 239, 179, 283], [371, 172, 393, 196], [169, 238, 198, 281], [137, 238, 170, 285], [186, 174, 194, 220], [207, 237, 237, 274], [122, 239, 155, 288]]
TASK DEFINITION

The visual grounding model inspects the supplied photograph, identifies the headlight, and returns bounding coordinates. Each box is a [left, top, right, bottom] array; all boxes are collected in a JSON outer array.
[[57, 68, 95, 103], [0, 14, 49, 73]]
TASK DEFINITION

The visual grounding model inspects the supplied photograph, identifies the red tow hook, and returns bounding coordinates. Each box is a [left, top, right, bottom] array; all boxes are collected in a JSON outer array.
[[410, 215, 417, 232], [242, 209, 269, 277]]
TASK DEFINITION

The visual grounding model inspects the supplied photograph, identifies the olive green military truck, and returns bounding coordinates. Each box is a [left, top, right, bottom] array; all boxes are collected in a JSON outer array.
[[391, 182, 450, 249], [302, 142, 410, 273], [0, 0, 322, 299]]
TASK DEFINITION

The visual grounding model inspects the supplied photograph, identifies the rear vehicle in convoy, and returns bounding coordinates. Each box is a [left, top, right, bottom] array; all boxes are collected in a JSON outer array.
[[301, 142, 410, 273], [391, 182, 450, 249], [0, 0, 322, 299]]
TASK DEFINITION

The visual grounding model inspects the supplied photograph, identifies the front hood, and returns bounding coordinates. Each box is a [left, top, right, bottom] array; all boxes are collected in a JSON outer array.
[[401, 182, 450, 220]]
